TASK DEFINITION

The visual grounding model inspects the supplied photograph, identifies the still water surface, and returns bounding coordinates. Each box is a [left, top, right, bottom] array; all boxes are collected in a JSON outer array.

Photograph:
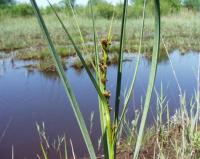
[[0, 50, 199, 158]]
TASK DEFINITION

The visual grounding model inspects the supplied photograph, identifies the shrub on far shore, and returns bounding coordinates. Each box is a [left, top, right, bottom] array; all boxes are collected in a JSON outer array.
[[0, 3, 34, 17]]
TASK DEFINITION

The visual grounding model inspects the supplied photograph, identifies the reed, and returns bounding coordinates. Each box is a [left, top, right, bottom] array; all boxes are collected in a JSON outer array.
[[30, 0, 160, 158]]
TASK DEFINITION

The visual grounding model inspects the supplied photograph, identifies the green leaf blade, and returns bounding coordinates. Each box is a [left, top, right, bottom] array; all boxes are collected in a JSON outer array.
[[133, 0, 161, 158], [30, 0, 96, 158]]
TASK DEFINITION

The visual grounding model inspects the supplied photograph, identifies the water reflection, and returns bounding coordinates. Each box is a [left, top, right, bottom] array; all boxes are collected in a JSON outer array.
[[0, 50, 199, 158], [0, 59, 6, 77]]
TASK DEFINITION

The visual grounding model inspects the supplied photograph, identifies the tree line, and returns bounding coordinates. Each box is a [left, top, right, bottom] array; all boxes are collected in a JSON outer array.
[[0, 0, 200, 18]]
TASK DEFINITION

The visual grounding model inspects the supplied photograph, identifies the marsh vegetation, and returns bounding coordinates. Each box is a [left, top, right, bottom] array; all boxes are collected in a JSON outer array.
[[0, 0, 200, 159]]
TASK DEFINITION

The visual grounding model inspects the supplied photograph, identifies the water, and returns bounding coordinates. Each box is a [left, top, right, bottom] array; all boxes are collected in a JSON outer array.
[[0, 50, 199, 158]]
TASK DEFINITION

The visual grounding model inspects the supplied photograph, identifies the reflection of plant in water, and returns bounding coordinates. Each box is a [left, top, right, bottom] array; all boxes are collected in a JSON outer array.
[[0, 59, 6, 77], [36, 123, 69, 159]]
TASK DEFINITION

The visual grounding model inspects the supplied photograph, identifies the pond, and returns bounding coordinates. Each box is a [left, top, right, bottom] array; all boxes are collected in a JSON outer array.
[[0, 50, 199, 158]]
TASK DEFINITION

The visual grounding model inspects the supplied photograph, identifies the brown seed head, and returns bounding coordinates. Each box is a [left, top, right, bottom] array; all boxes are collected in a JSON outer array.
[[103, 90, 111, 98], [101, 39, 111, 49]]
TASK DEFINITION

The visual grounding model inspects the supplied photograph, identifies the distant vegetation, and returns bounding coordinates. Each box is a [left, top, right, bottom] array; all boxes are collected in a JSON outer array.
[[0, 0, 200, 55], [0, 0, 200, 18], [0, 0, 14, 5]]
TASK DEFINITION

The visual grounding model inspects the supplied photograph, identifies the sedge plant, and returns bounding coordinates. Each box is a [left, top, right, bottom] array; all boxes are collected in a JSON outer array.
[[30, 0, 161, 158]]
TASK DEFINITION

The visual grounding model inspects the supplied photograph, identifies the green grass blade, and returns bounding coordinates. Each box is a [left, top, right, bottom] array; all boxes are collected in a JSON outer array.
[[89, 0, 105, 133], [30, 1, 96, 158], [114, 0, 128, 125], [116, 0, 147, 136], [90, 1, 99, 77], [66, 0, 96, 70], [67, 0, 87, 53], [133, 0, 161, 158], [107, 12, 115, 41]]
